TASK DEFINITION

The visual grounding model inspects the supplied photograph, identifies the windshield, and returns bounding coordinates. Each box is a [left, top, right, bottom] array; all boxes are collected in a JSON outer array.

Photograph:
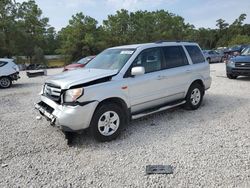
[[241, 47, 250, 56], [85, 48, 135, 71]]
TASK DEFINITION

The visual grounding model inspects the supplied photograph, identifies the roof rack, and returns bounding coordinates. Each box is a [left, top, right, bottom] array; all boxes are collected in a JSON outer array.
[[155, 40, 192, 44]]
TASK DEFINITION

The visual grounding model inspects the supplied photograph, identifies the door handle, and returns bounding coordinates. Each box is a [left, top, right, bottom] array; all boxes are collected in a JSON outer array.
[[157, 75, 167, 80], [185, 70, 192, 73]]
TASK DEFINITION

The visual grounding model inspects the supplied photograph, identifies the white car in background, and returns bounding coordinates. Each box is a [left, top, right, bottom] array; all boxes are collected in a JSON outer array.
[[0, 58, 20, 88]]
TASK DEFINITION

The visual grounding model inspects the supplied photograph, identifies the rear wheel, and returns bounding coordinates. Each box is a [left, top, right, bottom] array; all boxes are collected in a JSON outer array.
[[184, 83, 204, 110], [90, 103, 125, 142], [227, 74, 237, 79], [0, 77, 12, 88]]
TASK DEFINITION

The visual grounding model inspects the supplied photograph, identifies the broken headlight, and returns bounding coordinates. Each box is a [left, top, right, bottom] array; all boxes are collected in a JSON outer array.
[[64, 88, 83, 102]]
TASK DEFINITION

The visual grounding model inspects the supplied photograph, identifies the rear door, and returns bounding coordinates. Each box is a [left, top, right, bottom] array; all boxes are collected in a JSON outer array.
[[159, 45, 192, 101]]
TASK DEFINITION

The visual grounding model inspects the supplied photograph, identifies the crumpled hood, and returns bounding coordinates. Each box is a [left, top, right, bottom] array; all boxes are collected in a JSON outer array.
[[231, 55, 250, 63], [46, 68, 118, 89]]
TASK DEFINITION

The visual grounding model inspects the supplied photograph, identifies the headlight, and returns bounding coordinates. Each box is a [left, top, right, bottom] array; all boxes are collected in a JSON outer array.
[[64, 88, 83, 102]]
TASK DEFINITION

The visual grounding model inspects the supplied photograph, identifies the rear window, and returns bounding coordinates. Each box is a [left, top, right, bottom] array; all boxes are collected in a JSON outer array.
[[185, 45, 205, 64], [163, 46, 189, 69], [0, 61, 8, 67]]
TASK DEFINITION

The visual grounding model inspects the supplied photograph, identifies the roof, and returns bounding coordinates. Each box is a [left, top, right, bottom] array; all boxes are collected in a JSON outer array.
[[0, 58, 14, 62], [110, 41, 198, 50]]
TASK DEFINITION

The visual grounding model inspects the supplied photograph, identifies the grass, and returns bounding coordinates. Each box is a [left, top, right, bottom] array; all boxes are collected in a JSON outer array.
[[47, 59, 66, 68]]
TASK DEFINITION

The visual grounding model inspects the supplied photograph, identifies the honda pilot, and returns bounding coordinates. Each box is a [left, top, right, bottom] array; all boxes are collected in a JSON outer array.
[[35, 42, 211, 141]]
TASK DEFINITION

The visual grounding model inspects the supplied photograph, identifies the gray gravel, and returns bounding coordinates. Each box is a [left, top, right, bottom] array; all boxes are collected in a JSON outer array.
[[1, 64, 250, 187]]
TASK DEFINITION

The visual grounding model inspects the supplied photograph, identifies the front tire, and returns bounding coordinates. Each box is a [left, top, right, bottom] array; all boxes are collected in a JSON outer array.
[[90, 103, 125, 142], [0, 77, 12, 88], [227, 74, 237, 79], [207, 58, 211, 64], [184, 83, 204, 110]]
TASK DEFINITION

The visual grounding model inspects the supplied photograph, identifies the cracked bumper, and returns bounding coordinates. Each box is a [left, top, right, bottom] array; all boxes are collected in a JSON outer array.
[[35, 95, 98, 131]]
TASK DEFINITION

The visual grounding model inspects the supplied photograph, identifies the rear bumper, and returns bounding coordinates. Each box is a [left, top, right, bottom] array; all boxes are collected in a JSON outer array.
[[35, 95, 98, 131], [204, 76, 212, 90]]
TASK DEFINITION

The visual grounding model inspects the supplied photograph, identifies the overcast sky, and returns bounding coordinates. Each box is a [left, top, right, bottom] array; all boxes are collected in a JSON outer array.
[[16, 0, 250, 30]]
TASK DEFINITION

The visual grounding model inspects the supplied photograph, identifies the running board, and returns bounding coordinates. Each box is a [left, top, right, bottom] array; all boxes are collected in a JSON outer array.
[[132, 100, 186, 120]]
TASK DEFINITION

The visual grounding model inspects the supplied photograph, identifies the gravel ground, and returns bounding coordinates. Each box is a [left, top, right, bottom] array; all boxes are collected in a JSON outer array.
[[1, 64, 250, 187]]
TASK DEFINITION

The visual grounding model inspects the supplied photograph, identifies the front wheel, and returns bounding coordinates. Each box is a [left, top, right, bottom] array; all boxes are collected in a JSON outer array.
[[0, 77, 12, 88], [227, 74, 237, 79], [184, 83, 204, 110], [90, 103, 125, 142]]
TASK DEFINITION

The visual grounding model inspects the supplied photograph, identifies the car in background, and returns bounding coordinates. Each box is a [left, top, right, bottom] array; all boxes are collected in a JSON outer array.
[[26, 64, 48, 70], [226, 46, 250, 79], [203, 50, 224, 63], [224, 44, 250, 61], [63, 56, 95, 72], [0, 58, 20, 88]]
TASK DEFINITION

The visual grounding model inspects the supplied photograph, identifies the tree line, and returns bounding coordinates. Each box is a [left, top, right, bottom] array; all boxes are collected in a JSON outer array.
[[1, 0, 250, 63]]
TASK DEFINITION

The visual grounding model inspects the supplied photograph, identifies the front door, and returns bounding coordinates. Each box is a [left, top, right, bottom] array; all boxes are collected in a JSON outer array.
[[127, 48, 167, 113]]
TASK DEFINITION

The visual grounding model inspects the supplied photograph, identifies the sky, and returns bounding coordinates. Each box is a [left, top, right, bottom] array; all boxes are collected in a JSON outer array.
[[16, 0, 250, 31]]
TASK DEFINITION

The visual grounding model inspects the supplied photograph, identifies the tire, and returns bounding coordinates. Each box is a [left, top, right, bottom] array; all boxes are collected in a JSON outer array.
[[227, 74, 237, 79], [0, 77, 12, 88], [184, 83, 204, 110], [207, 58, 211, 64], [90, 103, 125, 142]]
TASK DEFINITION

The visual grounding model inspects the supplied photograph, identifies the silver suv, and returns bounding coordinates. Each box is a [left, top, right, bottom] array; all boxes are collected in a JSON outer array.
[[35, 42, 211, 141]]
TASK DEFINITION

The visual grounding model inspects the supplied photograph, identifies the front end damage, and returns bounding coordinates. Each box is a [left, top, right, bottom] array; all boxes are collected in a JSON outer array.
[[35, 94, 98, 132]]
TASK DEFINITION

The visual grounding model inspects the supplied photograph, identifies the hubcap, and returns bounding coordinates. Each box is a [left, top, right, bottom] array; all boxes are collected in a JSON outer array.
[[98, 111, 120, 136], [0, 78, 11, 88], [190, 88, 201, 106]]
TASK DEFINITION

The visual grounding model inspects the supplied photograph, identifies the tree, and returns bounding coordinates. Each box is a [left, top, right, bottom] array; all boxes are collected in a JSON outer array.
[[0, 0, 18, 57], [229, 35, 250, 46], [33, 46, 46, 65], [57, 13, 99, 61], [216, 19, 229, 30], [16, 0, 49, 62]]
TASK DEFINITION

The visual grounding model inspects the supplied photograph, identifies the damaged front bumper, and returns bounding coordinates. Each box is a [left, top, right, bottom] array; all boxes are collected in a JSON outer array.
[[35, 95, 98, 132], [10, 72, 20, 81]]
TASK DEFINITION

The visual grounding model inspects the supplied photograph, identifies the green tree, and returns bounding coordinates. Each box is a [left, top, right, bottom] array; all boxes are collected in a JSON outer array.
[[0, 0, 18, 57], [57, 13, 98, 62], [33, 46, 46, 65], [16, 0, 49, 62], [229, 35, 250, 46]]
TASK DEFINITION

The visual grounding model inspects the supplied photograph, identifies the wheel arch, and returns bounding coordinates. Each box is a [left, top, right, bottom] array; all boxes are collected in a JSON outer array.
[[187, 79, 205, 96], [95, 97, 130, 124]]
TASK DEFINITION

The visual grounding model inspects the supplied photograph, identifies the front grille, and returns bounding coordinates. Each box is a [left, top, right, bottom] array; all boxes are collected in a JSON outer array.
[[235, 62, 250, 68], [44, 83, 62, 102]]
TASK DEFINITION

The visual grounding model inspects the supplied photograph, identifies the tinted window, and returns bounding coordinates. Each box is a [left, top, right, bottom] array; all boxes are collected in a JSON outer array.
[[185, 45, 205, 64], [0, 61, 7, 67], [133, 48, 163, 73], [163, 46, 189, 69]]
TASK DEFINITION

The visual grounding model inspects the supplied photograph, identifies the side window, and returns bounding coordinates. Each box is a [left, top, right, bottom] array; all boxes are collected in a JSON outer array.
[[0, 61, 8, 67], [163, 46, 189, 69], [133, 48, 163, 73], [185, 45, 205, 64]]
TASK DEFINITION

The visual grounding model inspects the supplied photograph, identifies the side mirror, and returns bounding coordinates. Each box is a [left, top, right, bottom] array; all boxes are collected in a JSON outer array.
[[131, 66, 145, 76]]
